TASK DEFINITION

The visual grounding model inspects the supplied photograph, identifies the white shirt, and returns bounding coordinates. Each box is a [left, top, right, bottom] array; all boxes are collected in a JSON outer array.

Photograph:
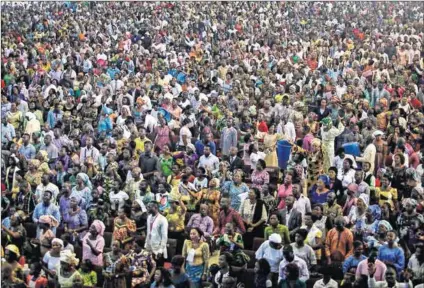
[[178, 126, 192, 146], [145, 213, 168, 258], [255, 241, 284, 273], [109, 191, 129, 211], [278, 255, 310, 282], [293, 195, 311, 218], [313, 279, 339, 288], [198, 154, 220, 174], [80, 145, 100, 163], [35, 183, 60, 203]]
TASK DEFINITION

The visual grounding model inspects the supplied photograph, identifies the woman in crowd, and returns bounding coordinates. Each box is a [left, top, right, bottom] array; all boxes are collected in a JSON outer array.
[[239, 187, 268, 249], [82, 220, 105, 268], [56, 250, 81, 288], [222, 171, 249, 211], [182, 228, 210, 287], [62, 195, 88, 241], [103, 240, 129, 288], [164, 195, 187, 255], [113, 205, 137, 249], [151, 267, 175, 288], [127, 238, 156, 287], [251, 159, 270, 191], [201, 178, 221, 227]]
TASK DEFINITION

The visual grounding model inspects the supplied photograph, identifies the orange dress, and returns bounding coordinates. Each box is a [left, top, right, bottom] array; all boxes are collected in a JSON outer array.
[[202, 189, 221, 227], [113, 217, 136, 244]]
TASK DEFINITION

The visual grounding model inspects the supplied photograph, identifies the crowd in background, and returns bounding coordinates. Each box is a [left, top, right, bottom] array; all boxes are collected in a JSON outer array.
[[1, 1, 424, 288]]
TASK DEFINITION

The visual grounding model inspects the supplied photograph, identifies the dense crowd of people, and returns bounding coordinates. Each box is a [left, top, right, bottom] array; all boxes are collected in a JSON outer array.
[[1, 1, 424, 288]]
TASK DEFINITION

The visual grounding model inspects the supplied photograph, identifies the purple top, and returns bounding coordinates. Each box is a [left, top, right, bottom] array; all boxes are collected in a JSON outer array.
[[186, 213, 214, 238]]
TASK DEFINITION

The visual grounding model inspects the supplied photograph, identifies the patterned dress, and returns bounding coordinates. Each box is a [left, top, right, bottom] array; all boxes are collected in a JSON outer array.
[[307, 151, 324, 189], [251, 170, 270, 191], [202, 188, 221, 227], [127, 249, 156, 287]]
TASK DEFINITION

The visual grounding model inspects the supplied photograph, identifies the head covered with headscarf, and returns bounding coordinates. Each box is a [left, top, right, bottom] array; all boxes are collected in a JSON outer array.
[[318, 175, 330, 187], [39, 215, 59, 228], [76, 173, 93, 190], [320, 117, 332, 127], [52, 238, 64, 248], [60, 249, 79, 267], [91, 220, 105, 236], [5, 244, 20, 258]]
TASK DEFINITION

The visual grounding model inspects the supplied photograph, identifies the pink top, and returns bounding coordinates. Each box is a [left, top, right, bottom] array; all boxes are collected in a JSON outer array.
[[355, 259, 387, 281], [82, 234, 105, 266], [277, 184, 293, 209], [302, 134, 315, 152]]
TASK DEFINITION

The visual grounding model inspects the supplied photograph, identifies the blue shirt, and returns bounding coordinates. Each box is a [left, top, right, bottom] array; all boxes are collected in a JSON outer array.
[[377, 244, 405, 275], [18, 144, 36, 160], [1, 123, 15, 144], [107, 67, 120, 80], [194, 139, 216, 156], [32, 202, 61, 236], [343, 254, 367, 273]]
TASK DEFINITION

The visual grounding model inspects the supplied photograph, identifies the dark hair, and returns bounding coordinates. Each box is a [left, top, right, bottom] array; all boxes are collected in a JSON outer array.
[[329, 166, 338, 175], [296, 228, 308, 240], [158, 267, 173, 286], [312, 203, 323, 212], [182, 118, 191, 126], [220, 252, 234, 266], [286, 263, 300, 279], [250, 187, 261, 200], [394, 152, 405, 164], [83, 259, 94, 270], [353, 240, 363, 249], [344, 158, 353, 167], [256, 258, 271, 275], [171, 255, 185, 267], [257, 159, 266, 169], [190, 227, 204, 238], [336, 147, 345, 156]]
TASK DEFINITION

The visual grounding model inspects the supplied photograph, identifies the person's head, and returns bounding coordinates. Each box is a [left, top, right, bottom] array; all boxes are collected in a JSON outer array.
[[224, 222, 235, 235], [80, 259, 93, 273], [199, 203, 209, 217], [134, 238, 144, 254], [268, 212, 280, 227], [203, 145, 211, 157], [229, 146, 238, 157], [189, 227, 203, 242], [312, 204, 323, 217], [328, 167, 337, 179], [254, 258, 271, 276], [292, 183, 301, 198], [381, 173, 392, 188], [51, 238, 64, 254], [295, 229, 308, 245], [218, 252, 233, 268], [415, 243, 424, 262], [147, 201, 159, 215], [22, 133, 30, 145], [304, 212, 314, 227], [41, 173, 50, 186], [284, 262, 300, 280], [385, 263, 397, 285], [42, 190, 53, 205], [171, 255, 185, 274], [335, 216, 345, 231], [283, 245, 294, 262], [29, 261, 43, 276], [248, 187, 261, 202], [70, 196, 79, 209], [5, 245, 20, 263], [256, 159, 266, 171], [220, 197, 230, 211], [387, 230, 397, 246], [362, 162, 371, 173], [144, 141, 152, 153], [118, 205, 131, 220], [343, 158, 353, 171], [285, 195, 295, 208], [112, 240, 121, 254], [284, 172, 293, 185], [353, 241, 364, 257]]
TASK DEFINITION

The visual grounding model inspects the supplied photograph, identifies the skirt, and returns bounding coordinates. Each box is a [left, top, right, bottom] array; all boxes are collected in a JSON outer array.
[[186, 263, 204, 284]]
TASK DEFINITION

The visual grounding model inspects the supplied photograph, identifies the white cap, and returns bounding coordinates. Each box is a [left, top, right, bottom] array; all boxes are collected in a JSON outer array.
[[269, 233, 282, 244]]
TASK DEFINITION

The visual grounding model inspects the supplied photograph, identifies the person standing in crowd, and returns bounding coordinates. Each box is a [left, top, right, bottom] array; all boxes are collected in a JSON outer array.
[[145, 201, 168, 268]]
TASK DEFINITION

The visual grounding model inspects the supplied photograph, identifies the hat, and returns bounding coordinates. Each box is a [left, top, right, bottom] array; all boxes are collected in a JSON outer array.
[[269, 233, 282, 244], [372, 130, 384, 138], [186, 143, 195, 152], [5, 245, 20, 257]]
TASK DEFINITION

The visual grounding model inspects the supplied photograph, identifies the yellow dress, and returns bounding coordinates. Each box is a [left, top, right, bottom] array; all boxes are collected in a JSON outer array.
[[8, 111, 23, 129], [165, 206, 185, 232], [263, 133, 282, 168], [376, 187, 398, 210]]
